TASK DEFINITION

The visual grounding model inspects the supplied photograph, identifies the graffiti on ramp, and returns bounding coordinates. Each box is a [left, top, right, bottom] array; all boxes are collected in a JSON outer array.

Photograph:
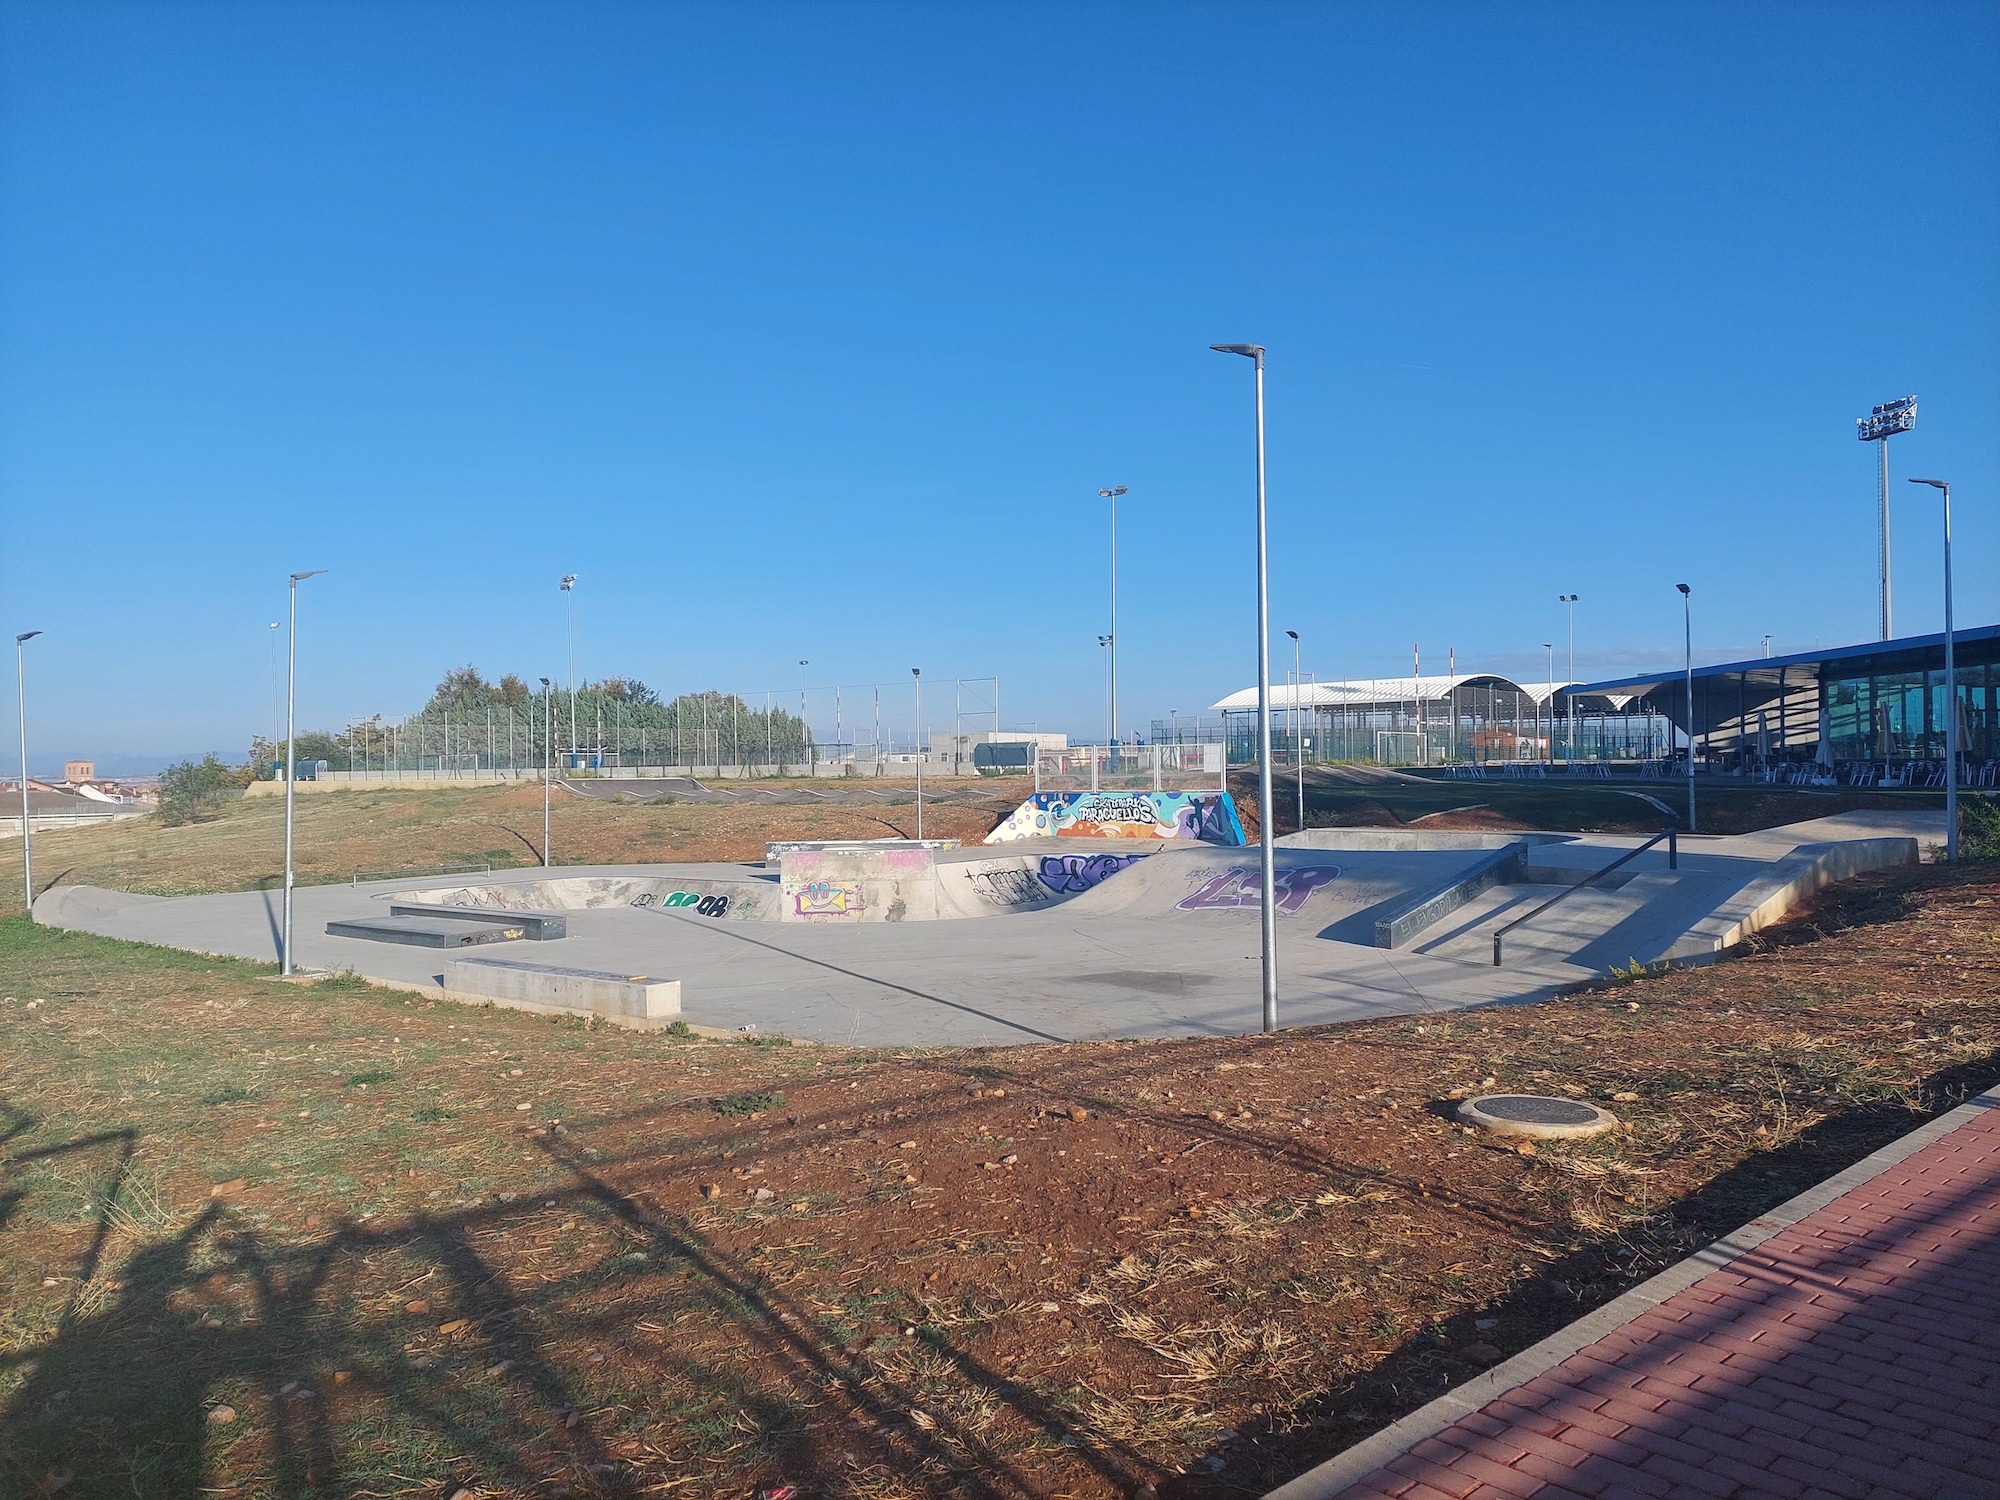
[[1177, 865, 1341, 913]]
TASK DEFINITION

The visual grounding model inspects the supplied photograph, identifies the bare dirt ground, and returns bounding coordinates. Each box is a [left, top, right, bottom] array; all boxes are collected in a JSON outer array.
[[4, 861, 1995, 1499]]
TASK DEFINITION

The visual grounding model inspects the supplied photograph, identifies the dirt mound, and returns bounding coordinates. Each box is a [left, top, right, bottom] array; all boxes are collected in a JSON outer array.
[[1409, 803, 1538, 831]]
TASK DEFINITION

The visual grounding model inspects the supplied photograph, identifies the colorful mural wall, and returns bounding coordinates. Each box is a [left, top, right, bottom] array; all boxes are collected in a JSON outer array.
[[984, 791, 1245, 846]]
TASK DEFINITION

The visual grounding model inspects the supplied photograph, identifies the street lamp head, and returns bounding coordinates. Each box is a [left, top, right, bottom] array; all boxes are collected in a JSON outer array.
[[539, 676, 550, 688], [911, 667, 920, 678], [1908, 477, 1950, 492], [1209, 343, 1265, 360], [15, 631, 41, 644], [1285, 630, 1298, 641], [1098, 486, 1127, 498], [560, 574, 578, 591], [290, 569, 327, 583], [1676, 583, 1691, 596]]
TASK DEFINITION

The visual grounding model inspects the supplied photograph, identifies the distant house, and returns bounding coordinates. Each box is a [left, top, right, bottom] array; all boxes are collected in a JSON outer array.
[[64, 759, 95, 785]]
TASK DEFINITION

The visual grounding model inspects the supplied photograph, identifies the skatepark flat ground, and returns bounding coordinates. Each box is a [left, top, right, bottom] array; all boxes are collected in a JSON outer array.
[[34, 810, 1941, 1047]]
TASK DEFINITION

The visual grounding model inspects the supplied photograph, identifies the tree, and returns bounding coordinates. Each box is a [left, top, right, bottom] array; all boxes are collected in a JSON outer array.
[[496, 674, 531, 707], [435, 665, 490, 707]]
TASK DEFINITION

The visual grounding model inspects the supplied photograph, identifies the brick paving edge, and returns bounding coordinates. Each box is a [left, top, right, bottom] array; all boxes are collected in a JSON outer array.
[[1261, 1082, 2000, 1500]]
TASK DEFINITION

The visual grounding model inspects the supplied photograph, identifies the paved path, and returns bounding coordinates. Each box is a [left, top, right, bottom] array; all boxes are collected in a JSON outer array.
[[1277, 1090, 2000, 1500]]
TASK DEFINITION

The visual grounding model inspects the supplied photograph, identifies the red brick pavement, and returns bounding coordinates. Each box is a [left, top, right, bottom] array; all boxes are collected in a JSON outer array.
[[1334, 1103, 2000, 1500]]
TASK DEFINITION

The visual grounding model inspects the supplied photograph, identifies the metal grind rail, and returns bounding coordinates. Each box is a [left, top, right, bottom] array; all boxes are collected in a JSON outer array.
[[1493, 828, 1677, 966]]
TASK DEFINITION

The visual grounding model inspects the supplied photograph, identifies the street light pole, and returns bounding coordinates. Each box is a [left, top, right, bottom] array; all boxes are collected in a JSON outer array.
[[540, 677, 552, 867], [15, 630, 41, 917], [1286, 630, 1304, 832], [560, 575, 578, 766], [1677, 583, 1695, 834], [799, 661, 811, 776], [911, 668, 923, 840], [1559, 594, 1578, 761], [1211, 341, 1277, 1034], [282, 569, 327, 976], [1544, 644, 1555, 766], [1909, 479, 1957, 861], [1099, 486, 1127, 754]]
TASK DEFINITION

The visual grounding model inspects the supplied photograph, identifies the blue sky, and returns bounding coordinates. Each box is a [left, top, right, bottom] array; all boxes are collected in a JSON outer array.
[[2, 1, 1995, 769]]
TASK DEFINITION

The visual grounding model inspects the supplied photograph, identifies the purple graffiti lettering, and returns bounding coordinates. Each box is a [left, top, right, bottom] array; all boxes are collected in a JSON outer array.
[[1036, 853, 1139, 895], [1176, 865, 1341, 913]]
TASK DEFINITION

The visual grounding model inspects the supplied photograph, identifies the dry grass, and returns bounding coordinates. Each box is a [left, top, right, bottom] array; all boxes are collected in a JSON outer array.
[[1, 861, 1996, 1498], [5, 778, 1021, 918]]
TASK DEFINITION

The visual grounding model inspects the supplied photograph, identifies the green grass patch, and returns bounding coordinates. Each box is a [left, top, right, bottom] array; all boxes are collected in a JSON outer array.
[[711, 1090, 787, 1116]]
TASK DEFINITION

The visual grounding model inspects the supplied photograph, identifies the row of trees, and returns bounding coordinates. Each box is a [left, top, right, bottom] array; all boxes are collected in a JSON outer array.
[[248, 665, 819, 773]]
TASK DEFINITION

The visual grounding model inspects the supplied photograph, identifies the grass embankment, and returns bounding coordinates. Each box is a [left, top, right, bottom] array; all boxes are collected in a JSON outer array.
[[2, 779, 1020, 918], [3, 863, 1995, 1498], [1238, 767, 1943, 838]]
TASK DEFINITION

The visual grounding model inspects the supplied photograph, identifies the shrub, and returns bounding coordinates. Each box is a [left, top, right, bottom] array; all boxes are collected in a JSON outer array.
[[157, 754, 250, 826], [1962, 794, 2000, 860]]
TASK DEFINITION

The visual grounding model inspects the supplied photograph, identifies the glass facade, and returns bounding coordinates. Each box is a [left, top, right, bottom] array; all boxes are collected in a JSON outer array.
[[1825, 663, 1996, 765]]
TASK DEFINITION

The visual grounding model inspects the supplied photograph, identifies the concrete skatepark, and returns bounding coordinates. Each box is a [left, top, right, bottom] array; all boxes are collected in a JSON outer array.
[[33, 806, 1939, 1047]]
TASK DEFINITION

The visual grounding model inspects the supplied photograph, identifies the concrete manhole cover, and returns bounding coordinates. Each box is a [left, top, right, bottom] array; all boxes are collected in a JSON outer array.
[[1457, 1094, 1618, 1140]]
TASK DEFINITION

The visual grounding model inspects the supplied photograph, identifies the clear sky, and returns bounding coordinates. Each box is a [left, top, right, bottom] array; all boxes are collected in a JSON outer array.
[[2, 1, 1995, 769]]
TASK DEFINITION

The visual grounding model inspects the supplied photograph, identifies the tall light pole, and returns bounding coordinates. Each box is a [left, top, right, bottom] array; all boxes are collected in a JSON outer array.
[[1558, 594, 1578, 761], [1857, 396, 1916, 641], [1544, 643, 1555, 766], [1099, 486, 1126, 752], [268, 621, 281, 762], [559, 574, 579, 765], [799, 661, 811, 775], [1097, 636, 1112, 753], [1211, 341, 1277, 1035], [1285, 630, 1304, 832], [1909, 479, 1957, 861], [1761, 634, 1774, 659], [1677, 583, 1695, 834], [539, 677, 552, 867], [281, 569, 328, 976], [15, 630, 41, 917], [911, 667, 923, 839]]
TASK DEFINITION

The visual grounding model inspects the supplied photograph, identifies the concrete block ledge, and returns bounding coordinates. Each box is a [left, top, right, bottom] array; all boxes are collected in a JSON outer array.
[[443, 957, 682, 1030], [1373, 842, 1528, 949]]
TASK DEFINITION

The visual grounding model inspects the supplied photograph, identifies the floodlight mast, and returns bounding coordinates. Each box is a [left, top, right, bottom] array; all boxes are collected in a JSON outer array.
[[1856, 396, 1916, 642], [1677, 584, 1694, 834]]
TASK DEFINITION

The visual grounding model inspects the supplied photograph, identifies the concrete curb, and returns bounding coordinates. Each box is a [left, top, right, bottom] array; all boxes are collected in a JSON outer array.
[[1262, 1082, 2000, 1500]]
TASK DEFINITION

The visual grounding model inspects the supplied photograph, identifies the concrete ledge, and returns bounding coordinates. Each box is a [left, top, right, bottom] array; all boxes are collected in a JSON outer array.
[[389, 903, 568, 939], [1282, 830, 1569, 853], [443, 957, 682, 1029], [1373, 843, 1528, 949], [1664, 835, 1918, 965], [1262, 1083, 2000, 1500]]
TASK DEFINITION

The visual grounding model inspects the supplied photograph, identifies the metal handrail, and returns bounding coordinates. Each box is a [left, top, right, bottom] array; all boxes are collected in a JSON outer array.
[[1493, 827, 1677, 966]]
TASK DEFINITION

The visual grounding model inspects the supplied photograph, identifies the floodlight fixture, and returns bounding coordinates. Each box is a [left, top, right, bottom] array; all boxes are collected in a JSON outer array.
[[1098, 486, 1127, 498], [1856, 396, 1917, 443]]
